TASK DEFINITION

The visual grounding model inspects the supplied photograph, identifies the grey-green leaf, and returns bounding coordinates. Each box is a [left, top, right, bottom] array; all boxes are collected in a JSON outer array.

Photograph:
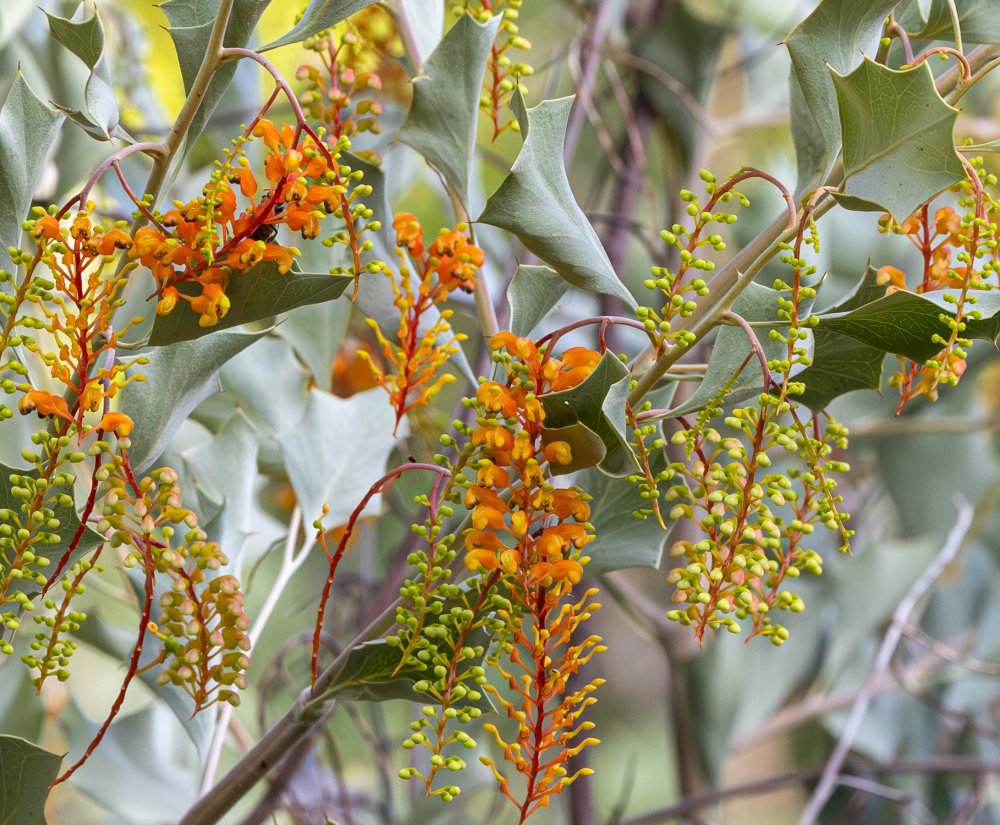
[[278, 387, 403, 525], [397, 12, 501, 211], [507, 264, 569, 337], [148, 264, 353, 346], [0, 74, 64, 256], [0, 736, 61, 825], [900, 0, 1000, 44], [540, 352, 637, 477], [45, 7, 119, 139], [163, 0, 271, 149], [260, 0, 380, 51], [479, 97, 636, 308], [817, 288, 1000, 362], [580, 464, 670, 575], [833, 60, 965, 222], [667, 282, 791, 418], [784, 0, 901, 194], [120, 330, 266, 472]]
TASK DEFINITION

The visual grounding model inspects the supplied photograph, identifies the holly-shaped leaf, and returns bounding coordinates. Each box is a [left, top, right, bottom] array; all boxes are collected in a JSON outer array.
[[579, 463, 671, 575], [45, 5, 120, 140], [120, 330, 266, 472], [162, 0, 271, 149], [0, 73, 63, 258], [667, 282, 800, 418], [148, 264, 353, 346], [479, 96, 636, 308], [0, 736, 61, 825], [540, 352, 637, 477], [278, 388, 403, 526], [397, 12, 501, 212], [784, 0, 901, 193], [260, 0, 380, 51], [797, 266, 889, 409], [507, 264, 569, 338], [324, 639, 492, 709], [817, 287, 1000, 362], [833, 60, 965, 222]]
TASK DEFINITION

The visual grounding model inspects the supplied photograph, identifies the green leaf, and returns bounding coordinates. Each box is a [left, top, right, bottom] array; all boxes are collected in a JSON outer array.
[[900, 0, 1000, 44], [325, 640, 489, 709], [667, 282, 792, 418], [540, 352, 637, 477], [278, 388, 403, 525], [797, 267, 889, 409], [397, 12, 501, 211], [540, 422, 607, 475], [579, 465, 670, 575], [507, 264, 569, 338], [120, 330, 265, 472], [148, 263, 353, 346], [260, 0, 381, 51], [479, 97, 636, 309], [0, 736, 61, 825], [0, 74, 63, 257], [817, 287, 1000, 362], [796, 329, 886, 410], [832, 60, 965, 222], [45, 6, 120, 139], [61, 702, 200, 821], [784, 0, 901, 193], [163, 0, 271, 149]]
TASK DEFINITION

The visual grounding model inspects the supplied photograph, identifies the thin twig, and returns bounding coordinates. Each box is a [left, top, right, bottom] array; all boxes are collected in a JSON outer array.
[[796, 499, 974, 825]]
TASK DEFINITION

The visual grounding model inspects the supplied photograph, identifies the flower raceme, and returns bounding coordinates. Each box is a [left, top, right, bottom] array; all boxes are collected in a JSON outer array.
[[362, 213, 484, 431], [128, 118, 375, 327], [462, 334, 604, 818]]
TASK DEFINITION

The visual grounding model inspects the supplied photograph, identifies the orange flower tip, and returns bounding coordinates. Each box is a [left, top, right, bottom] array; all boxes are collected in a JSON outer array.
[[97, 412, 134, 437], [18, 390, 73, 423]]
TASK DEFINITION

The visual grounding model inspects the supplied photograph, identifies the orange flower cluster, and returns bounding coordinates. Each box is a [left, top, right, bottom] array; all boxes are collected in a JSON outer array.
[[26, 210, 142, 430], [877, 206, 977, 407], [362, 213, 484, 431], [128, 119, 359, 327], [460, 332, 604, 817]]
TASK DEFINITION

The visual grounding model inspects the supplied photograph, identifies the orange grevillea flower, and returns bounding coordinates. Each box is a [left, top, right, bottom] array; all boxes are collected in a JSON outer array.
[[190, 283, 231, 328], [18, 390, 74, 424], [363, 213, 484, 431], [96, 412, 134, 437]]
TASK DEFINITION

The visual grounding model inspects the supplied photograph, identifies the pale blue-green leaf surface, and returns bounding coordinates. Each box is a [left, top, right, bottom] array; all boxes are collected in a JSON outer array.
[[507, 264, 569, 338], [397, 12, 501, 211], [121, 330, 265, 472], [0, 74, 63, 256], [260, 0, 380, 51]]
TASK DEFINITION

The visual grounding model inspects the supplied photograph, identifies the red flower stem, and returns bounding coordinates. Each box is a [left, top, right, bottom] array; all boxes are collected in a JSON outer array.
[[536, 315, 653, 350], [52, 539, 156, 785], [310, 462, 451, 685], [910, 46, 972, 79]]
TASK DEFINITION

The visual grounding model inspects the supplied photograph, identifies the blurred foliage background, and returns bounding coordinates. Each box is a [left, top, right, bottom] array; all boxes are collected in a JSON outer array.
[[3, 0, 1000, 823]]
